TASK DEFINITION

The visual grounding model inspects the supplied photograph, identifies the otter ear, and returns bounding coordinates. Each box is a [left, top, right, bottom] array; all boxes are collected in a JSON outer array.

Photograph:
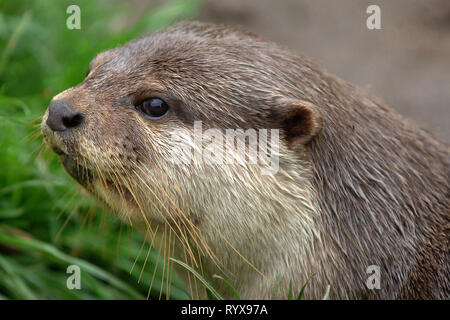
[[271, 98, 323, 145]]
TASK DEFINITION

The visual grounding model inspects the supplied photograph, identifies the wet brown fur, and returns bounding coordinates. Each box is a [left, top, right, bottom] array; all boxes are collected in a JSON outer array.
[[42, 21, 449, 299]]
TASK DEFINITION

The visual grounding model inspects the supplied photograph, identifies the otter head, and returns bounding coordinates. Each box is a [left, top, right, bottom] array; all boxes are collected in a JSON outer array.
[[41, 22, 323, 264]]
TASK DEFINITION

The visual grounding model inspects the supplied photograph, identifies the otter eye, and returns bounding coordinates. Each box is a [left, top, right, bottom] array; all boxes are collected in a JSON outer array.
[[136, 98, 170, 120]]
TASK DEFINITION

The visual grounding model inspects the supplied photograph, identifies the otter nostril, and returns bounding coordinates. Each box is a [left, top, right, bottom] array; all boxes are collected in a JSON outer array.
[[46, 99, 85, 131], [62, 112, 84, 129]]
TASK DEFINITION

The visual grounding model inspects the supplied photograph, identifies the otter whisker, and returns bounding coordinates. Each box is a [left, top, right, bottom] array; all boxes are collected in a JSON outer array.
[[130, 167, 201, 268], [196, 249, 209, 299], [77, 199, 95, 236], [29, 115, 43, 124], [143, 166, 234, 277], [159, 223, 168, 300], [108, 153, 156, 237], [130, 228, 149, 275], [122, 170, 197, 272], [167, 228, 175, 300], [182, 244, 194, 299], [89, 151, 108, 190], [32, 141, 46, 162], [138, 166, 230, 298], [54, 197, 81, 241], [55, 188, 80, 220], [138, 225, 158, 284], [24, 128, 42, 142], [203, 214, 272, 286], [133, 164, 213, 265], [136, 164, 238, 294], [147, 224, 163, 300]]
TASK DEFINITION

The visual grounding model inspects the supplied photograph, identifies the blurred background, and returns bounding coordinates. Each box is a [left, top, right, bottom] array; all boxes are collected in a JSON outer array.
[[197, 0, 450, 142], [0, 0, 448, 300]]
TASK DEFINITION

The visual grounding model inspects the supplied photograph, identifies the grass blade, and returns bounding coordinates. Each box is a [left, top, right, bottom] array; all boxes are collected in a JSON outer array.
[[288, 280, 293, 300], [0, 229, 144, 299], [169, 257, 223, 300], [297, 273, 316, 300], [271, 274, 282, 299], [212, 274, 240, 300]]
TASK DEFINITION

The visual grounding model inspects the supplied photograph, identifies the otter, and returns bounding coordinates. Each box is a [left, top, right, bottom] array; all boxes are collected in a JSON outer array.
[[41, 21, 449, 299]]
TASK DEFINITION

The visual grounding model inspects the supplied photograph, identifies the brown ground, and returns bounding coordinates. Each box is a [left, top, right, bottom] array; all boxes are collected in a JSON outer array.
[[195, 0, 450, 142]]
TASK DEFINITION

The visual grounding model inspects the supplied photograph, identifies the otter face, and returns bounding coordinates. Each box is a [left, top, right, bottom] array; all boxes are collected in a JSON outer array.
[[42, 21, 322, 235]]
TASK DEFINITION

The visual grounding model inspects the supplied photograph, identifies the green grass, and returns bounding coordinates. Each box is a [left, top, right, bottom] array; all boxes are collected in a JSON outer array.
[[0, 0, 327, 300], [0, 0, 199, 300]]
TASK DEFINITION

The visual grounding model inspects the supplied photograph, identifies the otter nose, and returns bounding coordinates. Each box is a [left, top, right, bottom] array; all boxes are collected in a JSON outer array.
[[46, 100, 84, 132]]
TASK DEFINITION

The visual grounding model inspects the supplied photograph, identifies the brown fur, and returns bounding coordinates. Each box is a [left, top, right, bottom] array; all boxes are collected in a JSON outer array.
[[42, 21, 449, 299]]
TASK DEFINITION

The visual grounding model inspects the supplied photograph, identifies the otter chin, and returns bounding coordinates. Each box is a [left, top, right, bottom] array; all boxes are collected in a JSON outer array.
[[41, 21, 449, 300], [59, 154, 93, 186]]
